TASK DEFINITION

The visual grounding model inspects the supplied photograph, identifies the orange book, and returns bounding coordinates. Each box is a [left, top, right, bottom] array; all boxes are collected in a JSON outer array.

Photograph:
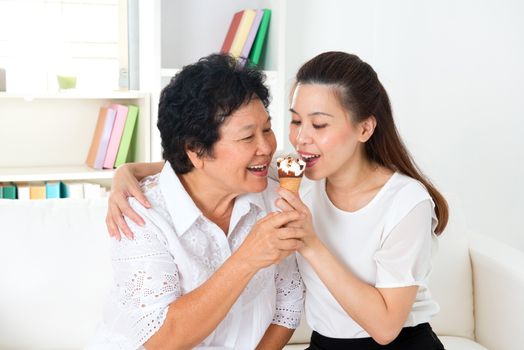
[[220, 10, 244, 53], [86, 107, 111, 168], [30, 183, 46, 200]]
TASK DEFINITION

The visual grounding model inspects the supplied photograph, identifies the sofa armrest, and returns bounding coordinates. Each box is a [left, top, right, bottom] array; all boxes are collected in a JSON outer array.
[[468, 233, 524, 350]]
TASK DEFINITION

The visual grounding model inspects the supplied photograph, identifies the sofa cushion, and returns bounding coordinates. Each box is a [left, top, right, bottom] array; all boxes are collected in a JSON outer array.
[[0, 199, 111, 349], [288, 314, 312, 344], [429, 194, 475, 339], [440, 336, 488, 350]]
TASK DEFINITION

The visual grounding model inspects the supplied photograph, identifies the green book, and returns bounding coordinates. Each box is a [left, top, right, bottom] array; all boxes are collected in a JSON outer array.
[[0, 183, 17, 199], [114, 105, 139, 168], [248, 9, 271, 67]]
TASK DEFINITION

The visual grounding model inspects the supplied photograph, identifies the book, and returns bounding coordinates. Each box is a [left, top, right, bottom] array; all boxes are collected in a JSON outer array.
[[103, 104, 129, 169], [248, 9, 271, 66], [220, 10, 244, 53], [93, 107, 117, 169], [17, 183, 30, 200], [239, 9, 264, 64], [83, 183, 102, 199], [29, 183, 46, 200], [0, 183, 17, 199], [45, 181, 62, 199], [229, 9, 257, 58], [86, 107, 111, 168], [62, 181, 84, 199], [114, 105, 139, 168]]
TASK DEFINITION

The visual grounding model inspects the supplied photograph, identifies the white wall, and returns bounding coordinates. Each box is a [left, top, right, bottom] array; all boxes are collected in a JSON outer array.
[[284, 0, 524, 250]]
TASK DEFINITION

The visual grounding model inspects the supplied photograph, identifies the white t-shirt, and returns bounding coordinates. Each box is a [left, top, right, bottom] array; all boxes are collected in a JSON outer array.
[[297, 172, 440, 339], [88, 163, 304, 349]]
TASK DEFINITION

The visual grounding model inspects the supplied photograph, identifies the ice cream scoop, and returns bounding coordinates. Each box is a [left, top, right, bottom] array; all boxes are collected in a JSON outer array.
[[277, 155, 306, 193]]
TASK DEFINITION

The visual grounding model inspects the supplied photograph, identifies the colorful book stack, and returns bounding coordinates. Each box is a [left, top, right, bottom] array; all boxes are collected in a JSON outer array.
[[0, 181, 107, 200], [86, 104, 139, 170], [221, 9, 271, 67]]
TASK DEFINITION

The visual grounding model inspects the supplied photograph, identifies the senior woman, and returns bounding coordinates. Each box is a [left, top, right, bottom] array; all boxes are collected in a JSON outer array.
[[88, 54, 305, 350]]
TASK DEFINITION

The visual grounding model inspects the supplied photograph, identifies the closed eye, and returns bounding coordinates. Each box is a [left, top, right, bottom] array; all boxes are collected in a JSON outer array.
[[313, 123, 328, 129]]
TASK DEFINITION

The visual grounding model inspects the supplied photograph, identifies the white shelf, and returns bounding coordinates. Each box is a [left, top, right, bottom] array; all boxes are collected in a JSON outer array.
[[0, 92, 151, 184], [0, 165, 114, 182], [141, 0, 287, 159], [0, 91, 149, 100]]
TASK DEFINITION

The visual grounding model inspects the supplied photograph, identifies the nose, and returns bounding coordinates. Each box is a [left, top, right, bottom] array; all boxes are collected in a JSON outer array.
[[295, 123, 312, 145], [256, 132, 275, 156]]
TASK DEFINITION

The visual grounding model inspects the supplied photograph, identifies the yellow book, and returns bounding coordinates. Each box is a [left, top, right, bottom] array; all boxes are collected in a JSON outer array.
[[229, 9, 256, 58], [30, 183, 46, 200]]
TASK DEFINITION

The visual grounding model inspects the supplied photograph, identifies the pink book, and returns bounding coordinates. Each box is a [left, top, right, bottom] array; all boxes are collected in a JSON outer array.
[[240, 9, 264, 61], [94, 107, 116, 169], [103, 104, 128, 169]]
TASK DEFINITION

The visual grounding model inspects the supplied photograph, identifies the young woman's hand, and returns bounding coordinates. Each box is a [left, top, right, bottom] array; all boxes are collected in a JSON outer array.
[[275, 188, 320, 256], [106, 164, 151, 240]]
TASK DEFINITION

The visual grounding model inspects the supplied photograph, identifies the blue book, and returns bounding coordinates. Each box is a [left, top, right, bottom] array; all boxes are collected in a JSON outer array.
[[46, 181, 62, 199]]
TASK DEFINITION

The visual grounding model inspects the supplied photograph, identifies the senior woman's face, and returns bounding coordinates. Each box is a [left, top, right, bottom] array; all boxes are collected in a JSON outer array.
[[201, 98, 276, 194]]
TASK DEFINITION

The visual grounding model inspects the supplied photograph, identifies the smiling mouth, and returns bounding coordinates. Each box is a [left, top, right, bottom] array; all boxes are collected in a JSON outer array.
[[247, 164, 268, 172], [300, 154, 320, 164]]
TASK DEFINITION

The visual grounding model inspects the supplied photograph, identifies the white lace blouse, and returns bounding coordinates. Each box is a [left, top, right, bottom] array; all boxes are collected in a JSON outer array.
[[88, 163, 304, 349]]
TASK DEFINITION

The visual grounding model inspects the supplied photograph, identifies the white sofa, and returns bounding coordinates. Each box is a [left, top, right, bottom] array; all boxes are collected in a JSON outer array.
[[1, 197, 523, 350]]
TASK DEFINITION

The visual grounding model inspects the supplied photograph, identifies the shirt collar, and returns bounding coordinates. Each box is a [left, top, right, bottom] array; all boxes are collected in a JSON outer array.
[[229, 191, 266, 234], [159, 162, 268, 236], [159, 162, 202, 236]]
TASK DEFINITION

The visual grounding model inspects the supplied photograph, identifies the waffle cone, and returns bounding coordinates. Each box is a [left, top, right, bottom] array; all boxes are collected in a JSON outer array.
[[279, 177, 302, 193]]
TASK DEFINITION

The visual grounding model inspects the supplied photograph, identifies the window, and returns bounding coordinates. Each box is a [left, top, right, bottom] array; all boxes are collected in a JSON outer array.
[[0, 0, 125, 92]]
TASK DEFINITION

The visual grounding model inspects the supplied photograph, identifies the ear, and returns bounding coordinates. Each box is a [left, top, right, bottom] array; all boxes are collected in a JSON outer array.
[[186, 147, 204, 169], [358, 115, 377, 142]]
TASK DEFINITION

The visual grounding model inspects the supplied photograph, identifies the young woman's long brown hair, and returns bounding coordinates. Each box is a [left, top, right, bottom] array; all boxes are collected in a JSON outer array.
[[296, 51, 448, 234]]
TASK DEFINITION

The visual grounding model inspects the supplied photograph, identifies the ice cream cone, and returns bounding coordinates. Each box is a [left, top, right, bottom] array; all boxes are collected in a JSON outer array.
[[276, 154, 306, 193], [279, 176, 302, 193]]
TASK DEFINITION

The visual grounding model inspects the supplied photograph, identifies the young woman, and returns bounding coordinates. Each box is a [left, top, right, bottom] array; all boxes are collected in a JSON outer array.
[[107, 52, 448, 349]]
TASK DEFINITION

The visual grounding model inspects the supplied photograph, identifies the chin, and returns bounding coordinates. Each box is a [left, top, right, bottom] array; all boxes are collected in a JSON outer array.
[[305, 169, 326, 181], [247, 179, 269, 193]]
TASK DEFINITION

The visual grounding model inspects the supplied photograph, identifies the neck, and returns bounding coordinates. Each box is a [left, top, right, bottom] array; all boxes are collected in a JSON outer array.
[[179, 171, 237, 222], [326, 150, 378, 195]]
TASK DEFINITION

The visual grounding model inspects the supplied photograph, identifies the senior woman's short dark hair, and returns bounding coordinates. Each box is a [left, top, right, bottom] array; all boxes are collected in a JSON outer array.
[[157, 53, 271, 174]]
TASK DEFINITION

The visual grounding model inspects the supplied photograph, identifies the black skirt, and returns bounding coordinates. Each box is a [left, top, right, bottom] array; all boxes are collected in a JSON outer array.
[[305, 323, 445, 350]]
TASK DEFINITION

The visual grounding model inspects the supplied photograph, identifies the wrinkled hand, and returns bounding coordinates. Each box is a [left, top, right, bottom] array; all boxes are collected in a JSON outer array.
[[237, 210, 307, 270], [275, 187, 319, 255], [106, 164, 151, 240]]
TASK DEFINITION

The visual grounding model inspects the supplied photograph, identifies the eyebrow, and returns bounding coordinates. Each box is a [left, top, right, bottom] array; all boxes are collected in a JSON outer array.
[[289, 108, 334, 118], [239, 116, 272, 131]]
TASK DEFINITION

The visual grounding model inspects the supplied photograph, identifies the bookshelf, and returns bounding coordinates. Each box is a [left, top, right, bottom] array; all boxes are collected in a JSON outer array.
[[138, 0, 287, 161], [0, 92, 151, 184]]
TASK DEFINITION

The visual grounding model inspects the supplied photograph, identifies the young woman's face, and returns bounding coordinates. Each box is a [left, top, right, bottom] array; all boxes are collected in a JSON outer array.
[[288, 83, 362, 180], [199, 98, 276, 194]]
